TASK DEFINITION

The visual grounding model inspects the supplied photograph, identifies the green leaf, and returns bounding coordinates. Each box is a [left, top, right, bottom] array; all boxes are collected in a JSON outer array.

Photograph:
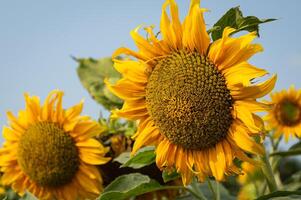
[[98, 173, 163, 200], [289, 141, 301, 150], [162, 170, 181, 183], [255, 190, 301, 200], [114, 146, 156, 169], [177, 181, 235, 200], [76, 57, 123, 110], [210, 6, 276, 41], [270, 149, 301, 157], [113, 152, 131, 165], [21, 192, 38, 200]]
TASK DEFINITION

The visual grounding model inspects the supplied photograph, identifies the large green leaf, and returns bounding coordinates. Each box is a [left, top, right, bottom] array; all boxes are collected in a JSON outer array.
[[209, 6, 276, 41], [114, 146, 156, 169], [98, 173, 163, 200], [76, 57, 123, 110], [255, 190, 301, 200]]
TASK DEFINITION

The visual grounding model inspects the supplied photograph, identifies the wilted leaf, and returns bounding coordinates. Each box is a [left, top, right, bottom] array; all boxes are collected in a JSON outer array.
[[76, 57, 123, 110], [98, 173, 163, 200], [114, 146, 155, 169], [210, 6, 276, 41]]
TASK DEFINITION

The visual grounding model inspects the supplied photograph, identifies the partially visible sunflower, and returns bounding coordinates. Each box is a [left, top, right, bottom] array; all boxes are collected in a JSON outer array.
[[106, 0, 276, 185], [237, 162, 263, 185], [238, 162, 257, 185], [264, 86, 301, 141], [0, 90, 110, 200], [237, 185, 257, 200], [237, 162, 263, 200], [0, 178, 5, 196]]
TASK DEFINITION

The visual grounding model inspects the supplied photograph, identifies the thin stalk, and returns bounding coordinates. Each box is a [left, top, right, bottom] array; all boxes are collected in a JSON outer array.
[[215, 181, 220, 200], [252, 179, 260, 197], [260, 149, 278, 192], [207, 178, 217, 200]]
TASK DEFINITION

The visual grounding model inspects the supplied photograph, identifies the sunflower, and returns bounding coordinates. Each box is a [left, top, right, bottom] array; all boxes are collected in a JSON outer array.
[[0, 90, 110, 200], [106, 0, 276, 185], [264, 86, 301, 141]]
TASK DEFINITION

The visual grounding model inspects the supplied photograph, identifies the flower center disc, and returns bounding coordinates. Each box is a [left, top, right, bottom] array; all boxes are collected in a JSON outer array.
[[17, 122, 79, 187], [276, 100, 301, 126], [146, 50, 233, 150]]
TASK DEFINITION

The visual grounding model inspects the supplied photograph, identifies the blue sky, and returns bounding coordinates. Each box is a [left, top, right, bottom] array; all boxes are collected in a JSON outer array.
[[0, 0, 301, 147]]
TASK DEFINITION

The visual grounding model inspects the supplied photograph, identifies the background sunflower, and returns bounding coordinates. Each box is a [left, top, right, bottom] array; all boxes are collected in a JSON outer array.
[[264, 86, 301, 141], [0, 90, 110, 200]]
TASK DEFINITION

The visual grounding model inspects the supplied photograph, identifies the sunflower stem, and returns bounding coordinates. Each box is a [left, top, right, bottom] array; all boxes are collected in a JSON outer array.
[[260, 148, 278, 192]]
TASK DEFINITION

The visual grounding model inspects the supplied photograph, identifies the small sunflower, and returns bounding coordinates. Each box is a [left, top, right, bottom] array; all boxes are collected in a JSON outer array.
[[0, 90, 110, 200], [264, 86, 301, 141], [106, 0, 276, 185]]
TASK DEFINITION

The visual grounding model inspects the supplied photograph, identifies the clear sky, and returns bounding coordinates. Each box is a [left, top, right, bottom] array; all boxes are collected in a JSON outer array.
[[1, 0, 301, 147]]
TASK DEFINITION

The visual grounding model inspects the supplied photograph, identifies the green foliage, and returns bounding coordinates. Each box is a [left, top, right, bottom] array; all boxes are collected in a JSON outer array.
[[98, 173, 163, 200], [283, 171, 301, 191], [114, 146, 155, 169], [76, 57, 123, 110], [177, 181, 236, 200], [162, 170, 181, 183], [255, 190, 301, 200], [209, 6, 276, 41], [20, 192, 37, 200], [99, 118, 136, 137], [270, 149, 301, 157], [289, 141, 301, 150]]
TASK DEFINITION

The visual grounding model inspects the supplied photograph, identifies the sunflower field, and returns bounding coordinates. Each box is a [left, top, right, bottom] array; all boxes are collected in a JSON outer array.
[[1, 0, 301, 200]]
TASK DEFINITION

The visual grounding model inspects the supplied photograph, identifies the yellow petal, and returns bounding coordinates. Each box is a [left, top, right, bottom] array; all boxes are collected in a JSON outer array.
[[230, 75, 277, 100], [209, 30, 263, 70], [209, 147, 224, 180], [182, 0, 209, 54], [224, 62, 268, 86], [114, 60, 148, 83], [229, 122, 264, 155], [113, 47, 148, 61], [233, 104, 263, 132], [130, 26, 164, 59], [105, 78, 145, 100]]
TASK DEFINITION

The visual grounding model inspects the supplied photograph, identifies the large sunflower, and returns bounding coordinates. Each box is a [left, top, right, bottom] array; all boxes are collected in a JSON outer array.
[[264, 86, 301, 141], [0, 90, 110, 200], [106, 0, 276, 185]]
